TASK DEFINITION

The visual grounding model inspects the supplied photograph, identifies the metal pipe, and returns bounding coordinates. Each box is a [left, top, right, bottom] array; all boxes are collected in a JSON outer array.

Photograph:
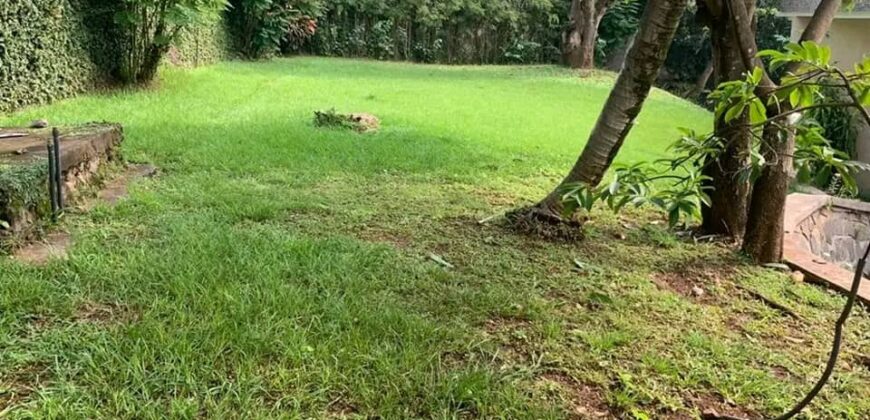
[[46, 140, 58, 221], [52, 127, 63, 214]]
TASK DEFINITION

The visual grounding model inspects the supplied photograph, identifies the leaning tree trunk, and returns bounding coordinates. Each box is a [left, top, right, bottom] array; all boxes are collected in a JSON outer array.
[[698, 0, 755, 237], [534, 0, 689, 217], [563, 0, 612, 69]]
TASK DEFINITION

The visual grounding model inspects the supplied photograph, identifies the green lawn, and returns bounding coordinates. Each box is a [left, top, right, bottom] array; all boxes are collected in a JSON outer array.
[[2, 57, 869, 419]]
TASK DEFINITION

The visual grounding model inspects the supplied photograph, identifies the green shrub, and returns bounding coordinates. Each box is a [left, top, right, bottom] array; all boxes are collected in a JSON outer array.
[[226, 0, 321, 59], [113, 0, 228, 84], [0, 0, 104, 112], [305, 0, 572, 65], [170, 17, 232, 66], [0, 0, 230, 112], [806, 86, 858, 158]]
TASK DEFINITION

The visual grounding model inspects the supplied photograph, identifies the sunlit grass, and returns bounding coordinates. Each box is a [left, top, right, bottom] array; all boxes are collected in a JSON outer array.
[[1, 57, 868, 418]]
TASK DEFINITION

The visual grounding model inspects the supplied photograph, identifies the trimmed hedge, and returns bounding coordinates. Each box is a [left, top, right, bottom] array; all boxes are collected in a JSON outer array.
[[0, 0, 229, 113], [170, 20, 232, 68], [0, 0, 103, 113]]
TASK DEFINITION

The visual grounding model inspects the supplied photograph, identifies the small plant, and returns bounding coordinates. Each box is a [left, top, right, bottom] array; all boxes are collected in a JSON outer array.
[[313, 109, 379, 133], [313, 108, 354, 130]]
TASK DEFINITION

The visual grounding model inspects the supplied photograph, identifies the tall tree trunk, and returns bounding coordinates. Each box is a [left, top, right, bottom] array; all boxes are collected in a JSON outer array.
[[534, 0, 689, 218], [743, 123, 795, 261], [563, 0, 613, 69], [727, 0, 842, 262], [698, 0, 754, 237], [686, 58, 714, 99]]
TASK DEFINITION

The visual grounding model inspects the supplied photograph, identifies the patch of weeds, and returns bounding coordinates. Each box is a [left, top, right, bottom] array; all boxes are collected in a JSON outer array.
[[630, 223, 680, 248], [580, 324, 638, 354], [313, 108, 379, 133]]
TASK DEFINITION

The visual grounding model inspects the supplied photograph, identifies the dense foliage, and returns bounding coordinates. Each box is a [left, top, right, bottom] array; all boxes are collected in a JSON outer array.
[[302, 0, 571, 64], [662, 0, 790, 93], [0, 0, 103, 112], [0, 0, 230, 111], [563, 43, 870, 226], [169, 18, 232, 67], [225, 0, 320, 59], [112, 0, 227, 84]]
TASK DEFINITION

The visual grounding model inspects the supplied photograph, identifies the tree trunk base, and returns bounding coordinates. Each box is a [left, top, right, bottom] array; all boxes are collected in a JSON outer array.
[[504, 205, 585, 242]]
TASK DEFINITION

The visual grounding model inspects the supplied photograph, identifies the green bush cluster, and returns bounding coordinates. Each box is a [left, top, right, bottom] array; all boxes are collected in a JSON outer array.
[[169, 18, 232, 67], [225, 0, 320, 59], [0, 0, 229, 113], [304, 0, 571, 65], [0, 0, 102, 113], [662, 0, 790, 94]]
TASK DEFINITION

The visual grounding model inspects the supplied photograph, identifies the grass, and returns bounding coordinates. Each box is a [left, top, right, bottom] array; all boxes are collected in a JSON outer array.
[[1, 57, 869, 419]]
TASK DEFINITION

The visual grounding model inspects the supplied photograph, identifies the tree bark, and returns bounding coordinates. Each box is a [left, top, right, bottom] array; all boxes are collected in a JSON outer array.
[[743, 124, 795, 261], [698, 0, 755, 237], [536, 0, 689, 217], [687, 58, 714, 99], [563, 0, 613, 69], [727, 0, 842, 262]]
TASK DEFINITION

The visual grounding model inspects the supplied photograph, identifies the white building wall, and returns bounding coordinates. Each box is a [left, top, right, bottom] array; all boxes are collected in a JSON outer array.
[[791, 17, 870, 198]]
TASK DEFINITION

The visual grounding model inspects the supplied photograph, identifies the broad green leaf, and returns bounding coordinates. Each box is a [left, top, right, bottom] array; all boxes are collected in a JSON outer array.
[[789, 88, 802, 108], [748, 99, 767, 125], [668, 208, 680, 227], [751, 66, 763, 84], [858, 85, 870, 106], [724, 102, 746, 123]]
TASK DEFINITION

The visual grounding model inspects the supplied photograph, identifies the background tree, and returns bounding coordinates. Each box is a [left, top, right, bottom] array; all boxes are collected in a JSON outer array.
[[114, 0, 228, 84], [517, 0, 688, 222], [726, 0, 843, 262], [562, 0, 616, 68], [226, 0, 322, 59]]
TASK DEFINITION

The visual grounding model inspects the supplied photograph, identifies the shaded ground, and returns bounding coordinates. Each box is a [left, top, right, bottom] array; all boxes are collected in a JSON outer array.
[[1, 58, 868, 418]]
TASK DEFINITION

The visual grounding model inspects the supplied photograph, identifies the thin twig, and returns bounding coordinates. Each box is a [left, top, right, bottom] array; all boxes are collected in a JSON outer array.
[[735, 284, 804, 322]]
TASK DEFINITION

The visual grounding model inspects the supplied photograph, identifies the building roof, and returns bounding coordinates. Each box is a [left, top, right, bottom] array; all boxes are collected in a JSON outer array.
[[779, 0, 870, 17]]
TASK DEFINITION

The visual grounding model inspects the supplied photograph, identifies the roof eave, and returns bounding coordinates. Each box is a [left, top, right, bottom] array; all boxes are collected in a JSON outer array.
[[778, 11, 870, 18]]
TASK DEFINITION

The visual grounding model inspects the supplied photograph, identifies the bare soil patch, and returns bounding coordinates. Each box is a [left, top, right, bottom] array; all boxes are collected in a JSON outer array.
[[0, 362, 50, 411], [687, 392, 757, 420], [536, 372, 612, 419], [11, 164, 156, 265], [74, 301, 138, 325], [504, 206, 585, 242], [13, 231, 72, 264]]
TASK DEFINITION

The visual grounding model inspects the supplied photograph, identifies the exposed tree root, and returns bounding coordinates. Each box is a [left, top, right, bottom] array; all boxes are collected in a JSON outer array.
[[504, 206, 585, 242]]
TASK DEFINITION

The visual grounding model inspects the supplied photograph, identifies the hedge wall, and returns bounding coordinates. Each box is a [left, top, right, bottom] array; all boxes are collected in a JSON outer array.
[[0, 0, 229, 114], [169, 20, 232, 68], [0, 0, 104, 113]]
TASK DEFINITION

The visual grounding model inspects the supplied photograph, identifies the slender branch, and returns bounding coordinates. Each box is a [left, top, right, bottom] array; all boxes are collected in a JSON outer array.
[[724, 0, 777, 95], [740, 102, 856, 129], [833, 68, 870, 128]]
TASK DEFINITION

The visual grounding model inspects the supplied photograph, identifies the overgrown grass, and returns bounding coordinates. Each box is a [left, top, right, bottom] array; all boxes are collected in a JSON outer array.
[[1, 57, 869, 418]]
